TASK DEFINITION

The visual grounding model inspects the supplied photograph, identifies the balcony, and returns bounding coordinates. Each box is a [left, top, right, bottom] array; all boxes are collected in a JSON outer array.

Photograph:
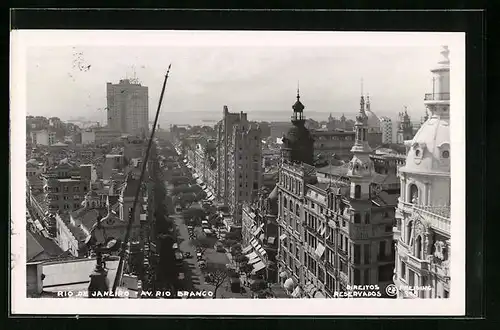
[[398, 199, 450, 235], [424, 93, 450, 101], [406, 254, 429, 271]]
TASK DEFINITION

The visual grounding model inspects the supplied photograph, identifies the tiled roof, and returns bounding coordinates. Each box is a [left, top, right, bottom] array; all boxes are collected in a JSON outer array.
[[26, 230, 66, 262], [371, 191, 399, 207], [59, 213, 91, 243], [317, 164, 349, 177], [70, 207, 107, 231]]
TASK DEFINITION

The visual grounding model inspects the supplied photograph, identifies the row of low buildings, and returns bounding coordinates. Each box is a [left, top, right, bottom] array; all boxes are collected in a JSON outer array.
[[26, 130, 153, 297]]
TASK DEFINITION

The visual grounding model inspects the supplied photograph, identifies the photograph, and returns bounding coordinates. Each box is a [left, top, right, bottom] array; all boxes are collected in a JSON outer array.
[[10, 30, 465, 315]]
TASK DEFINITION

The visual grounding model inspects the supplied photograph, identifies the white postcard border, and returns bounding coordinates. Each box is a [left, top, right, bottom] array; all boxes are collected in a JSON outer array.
[[10, 30, 466, 315]]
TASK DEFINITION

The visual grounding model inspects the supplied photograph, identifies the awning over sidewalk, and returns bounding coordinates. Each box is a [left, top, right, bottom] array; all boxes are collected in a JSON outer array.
[[283, 278, 296, 291], [248, 257, 261, 265], [252, 261, 266, 274], [291, 286, 302, 298], [246, 251, 258, 260], [192, 173, 199, 179], [207, 195, 215, 202], [279, 233, 287, 241], [241, 245, 252, 254], [196, 178, 203, 185], [314, 291, 326, 298], [315, 243, 326, 258]]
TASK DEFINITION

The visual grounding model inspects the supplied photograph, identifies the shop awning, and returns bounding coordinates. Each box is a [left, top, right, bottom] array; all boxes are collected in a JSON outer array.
[[241, 245, 253, 254], [246, 251, 258, 260], [257, 246, 266, 255], [314, 291, 326, 298], [315, 243, 326, 258], [267, 236, 276, 245], [196, 178, 203, 185], [259, 233, 265, 241], [250, 238, 258, 247], [192, 173, 199, 179], [279, 271, 288, 279], [279, 233, 287, 241], [291, 286, 302, 298], [253, 226, 263, 237], [249, 257, 261, 265], [320, 226, 327, 236], [208, 195, 215, 201], [284, 278, 295, 290], [252, 261, 266, 273]]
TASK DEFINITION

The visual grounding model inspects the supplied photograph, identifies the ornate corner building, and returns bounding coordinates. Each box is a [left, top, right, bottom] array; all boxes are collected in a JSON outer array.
[[393, 46, 451, 299]]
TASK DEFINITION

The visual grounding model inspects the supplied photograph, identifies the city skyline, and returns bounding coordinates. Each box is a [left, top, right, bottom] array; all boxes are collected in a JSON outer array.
[[24, 32, 448, 125]]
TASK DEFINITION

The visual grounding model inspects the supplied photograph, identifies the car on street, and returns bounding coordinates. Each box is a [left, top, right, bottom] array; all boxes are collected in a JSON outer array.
[[198, 260, 207, 268], [183, 252, 192, 258]]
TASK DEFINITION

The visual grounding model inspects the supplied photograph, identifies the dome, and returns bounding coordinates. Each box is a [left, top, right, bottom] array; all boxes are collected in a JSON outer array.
[[400, 115, 449, 175], [365, 109, 381, 129]]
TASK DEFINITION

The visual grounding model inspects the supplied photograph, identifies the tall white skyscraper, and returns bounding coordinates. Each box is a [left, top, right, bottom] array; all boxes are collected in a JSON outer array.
[[380, 116, 393, 144], [106, 79, 149, 136]]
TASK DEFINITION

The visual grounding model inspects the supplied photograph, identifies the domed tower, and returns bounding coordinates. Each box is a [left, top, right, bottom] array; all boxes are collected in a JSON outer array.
[[393, 46, 451, 299], [347, 94, 374, 200], [281, 87, 315, 165]]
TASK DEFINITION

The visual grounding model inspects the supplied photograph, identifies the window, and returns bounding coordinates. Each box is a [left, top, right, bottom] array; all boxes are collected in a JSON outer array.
[[296, 246, 300, 259], [354, 269, 361, 284], [378, 264, 393, 282], [365, 213, 370, 224], [295, 204, 300, 216], [401, 261, 406, 280], [385, 225, 393, 232], [318, 267, 325, 283], [283, 197, 287, 209], [379, 240, 386, 259], [354, 213, 361, 224], [364, 269, 370, 284], [443, 289, 449, 298], [364, 244, 370, 264], [326, 273, 335, 292], [442, 150, 450, 159], [354, 185, 361, 198], [354, 245, 361, 264]]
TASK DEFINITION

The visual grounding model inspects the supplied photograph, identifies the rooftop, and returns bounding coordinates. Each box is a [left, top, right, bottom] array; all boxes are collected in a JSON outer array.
[[41, 257, 120, 293], [371, 191, 400, 207], [26, 230, 68, 262]]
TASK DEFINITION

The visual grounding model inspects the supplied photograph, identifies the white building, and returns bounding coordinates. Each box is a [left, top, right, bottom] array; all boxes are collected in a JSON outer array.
[[393, 46, 451, 299], [107, 79, 149, 136], [81, 129, 95, 145], [31, 130, 57, 146], [380, 116, 393, 144]]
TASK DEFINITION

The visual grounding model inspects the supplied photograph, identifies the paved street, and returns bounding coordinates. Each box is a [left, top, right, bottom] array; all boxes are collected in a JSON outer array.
[[167, 200, 251, 298]]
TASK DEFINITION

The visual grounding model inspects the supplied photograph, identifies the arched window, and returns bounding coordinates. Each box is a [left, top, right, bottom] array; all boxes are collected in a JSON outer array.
[[296, 204, 300, 216], [354, 213, 361, 224], [354, 185, 361, 198], [415, 235, 422, 259], [409, 184, 419, 204], [283, 197, 287, 209], [289, 200, 293, 212]]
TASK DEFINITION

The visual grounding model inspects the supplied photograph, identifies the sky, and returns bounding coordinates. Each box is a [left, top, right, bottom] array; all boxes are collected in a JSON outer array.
[[22, 31, 459, 126]]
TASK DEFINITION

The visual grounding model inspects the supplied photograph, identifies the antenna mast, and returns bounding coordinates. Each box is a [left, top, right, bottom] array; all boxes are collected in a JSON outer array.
[[112, 64, 172, 293]]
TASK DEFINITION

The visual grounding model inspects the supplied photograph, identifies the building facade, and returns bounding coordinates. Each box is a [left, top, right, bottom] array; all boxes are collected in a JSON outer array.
[[396, 108, 414, 144], [393, 46, 451, 299], [107, 79, 149, 136], [276, 92, 398, 299], [310, 129, 355, 162], [380, 116, 393, 144], [215, 106, 262, 222]]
